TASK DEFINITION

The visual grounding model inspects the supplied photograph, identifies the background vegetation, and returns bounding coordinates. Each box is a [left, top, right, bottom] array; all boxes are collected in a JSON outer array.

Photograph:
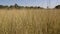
[[0, 4, 60, 34], [0, 4, 45, 9], [0, 4, 60, 9]]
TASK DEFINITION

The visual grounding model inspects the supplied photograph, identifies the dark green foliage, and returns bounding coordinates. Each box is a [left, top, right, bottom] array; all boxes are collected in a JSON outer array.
[[0, 4, 44, 9], [0, 5, 4, 8], [55, 5, 60, 9], [0, 5, 8, 9], [14, 4, 19, 8], [9, 5, 13, 8]]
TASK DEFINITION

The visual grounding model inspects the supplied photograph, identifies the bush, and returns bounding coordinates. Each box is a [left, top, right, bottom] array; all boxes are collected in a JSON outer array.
[[0, 5, 8, 9], [55, 5, 60, 9]]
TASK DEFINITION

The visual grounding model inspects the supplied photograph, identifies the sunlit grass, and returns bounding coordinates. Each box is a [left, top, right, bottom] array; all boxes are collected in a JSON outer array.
[[0, 9, 60, 34]]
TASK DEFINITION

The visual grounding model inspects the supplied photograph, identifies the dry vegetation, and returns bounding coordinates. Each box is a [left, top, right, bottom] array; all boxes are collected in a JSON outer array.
[[0, 8, 60, 34]]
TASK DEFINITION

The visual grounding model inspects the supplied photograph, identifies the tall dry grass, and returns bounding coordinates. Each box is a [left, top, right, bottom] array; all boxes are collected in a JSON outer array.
[[0, 9, 60, 34]]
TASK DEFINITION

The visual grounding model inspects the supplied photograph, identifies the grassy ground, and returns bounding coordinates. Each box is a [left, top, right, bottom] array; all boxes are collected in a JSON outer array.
[[0, 9, 60, 34]]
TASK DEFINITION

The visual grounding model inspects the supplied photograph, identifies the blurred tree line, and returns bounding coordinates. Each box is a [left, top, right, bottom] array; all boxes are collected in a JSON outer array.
[[0, 4, 60, 9], [0, 4, 44, 9], [55, 5, 60, 9]]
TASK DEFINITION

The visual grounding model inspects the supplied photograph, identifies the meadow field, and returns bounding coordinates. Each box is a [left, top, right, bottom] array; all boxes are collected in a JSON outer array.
[[0, 8, 60, 34]]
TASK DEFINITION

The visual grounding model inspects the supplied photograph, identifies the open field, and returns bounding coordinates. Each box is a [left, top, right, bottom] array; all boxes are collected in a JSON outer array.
[[0, 9, 60, 34]]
